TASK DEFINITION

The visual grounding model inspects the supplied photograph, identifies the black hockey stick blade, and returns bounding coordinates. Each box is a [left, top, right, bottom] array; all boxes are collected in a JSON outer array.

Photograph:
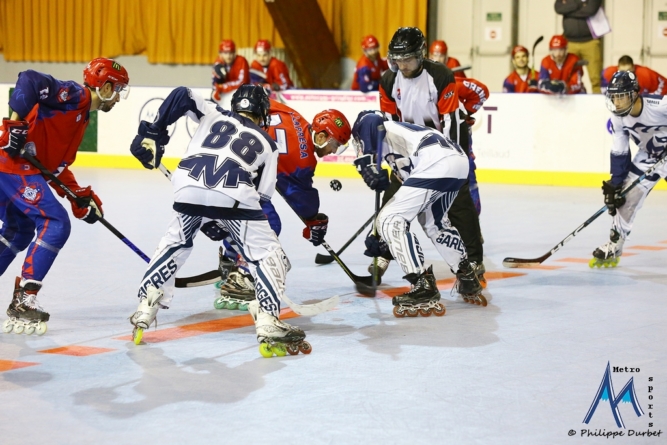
[[314, 253, 336, 264], [355, 280, 377, 298], [532, 35, 544, 53], [175, 270, 221, 288], [502, 254, 550, 268]]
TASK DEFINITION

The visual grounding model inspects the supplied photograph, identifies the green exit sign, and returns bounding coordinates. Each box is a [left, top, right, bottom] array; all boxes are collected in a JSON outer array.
[[659, 11, 667, 20], [487, 12, 502, 22]]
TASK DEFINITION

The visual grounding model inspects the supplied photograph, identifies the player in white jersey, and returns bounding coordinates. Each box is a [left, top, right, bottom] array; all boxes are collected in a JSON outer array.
[[590, 71, 667, 267], [127, 85, 310, 357], [349, 111, 486, 316]]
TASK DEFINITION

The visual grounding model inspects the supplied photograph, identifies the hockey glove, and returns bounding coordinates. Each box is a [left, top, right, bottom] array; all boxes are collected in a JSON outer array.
[[354, 154, 390, 191], [538, 79, 567, 95], [602, 180, 626, 216], [201, 221, 230, 241], [303, 213, 328, 246], [130, 121, 170, 170], [69, 186, 103, 224], [213, 63, 227, 84], [364, 233, 389, 258], [1, 119, 29, 158]]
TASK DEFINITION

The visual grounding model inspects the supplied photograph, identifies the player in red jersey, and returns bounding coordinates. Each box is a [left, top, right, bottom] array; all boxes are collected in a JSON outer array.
[[212, 40, 250, 101], [601, 55, 667, 95], [538, 35, 584, 95], [428, 40, 466, 78], [503, 45, 539, 93], [213, 100, 352, 310], [250, 40, 294, 92], [351, 35, 389, 92], [0, 58, 130, 334]]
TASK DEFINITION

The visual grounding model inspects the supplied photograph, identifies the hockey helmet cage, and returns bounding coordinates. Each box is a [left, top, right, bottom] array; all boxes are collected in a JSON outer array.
[[605, 71, 640, 117], [429, 40, 448, 56], [83, 58, 130, 100], [219, 40, 236, 53], [549, 35, 568, 50], [311, 109, 352, 154], [361, 35, 380, 50], [254, 39, 272, 53], [231, 84, 271, 128]]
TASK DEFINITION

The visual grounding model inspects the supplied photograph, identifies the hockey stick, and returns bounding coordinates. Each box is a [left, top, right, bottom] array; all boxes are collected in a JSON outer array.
[[451, 65, 471, 73], [314, 212, 374, 264], [21, 151, 151, 263], [530, 36, 544, 82], [503, 152, 667, 268]]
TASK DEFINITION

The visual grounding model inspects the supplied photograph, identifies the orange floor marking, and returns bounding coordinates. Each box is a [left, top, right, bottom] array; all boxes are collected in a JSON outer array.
[[659, 240, 667, 244], [0, 359, 38, 372], [114, 309, 298, 344], [556, 258, 591, 263], [376, 271, 526, 298], [39, 346, 116, 356], [626, 245, 667, 251]]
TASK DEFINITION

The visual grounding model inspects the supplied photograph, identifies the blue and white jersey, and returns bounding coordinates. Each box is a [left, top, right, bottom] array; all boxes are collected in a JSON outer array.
[[381, 121, 468, 185], [150, 87, 278, 212], [610, 95, 667, 185]]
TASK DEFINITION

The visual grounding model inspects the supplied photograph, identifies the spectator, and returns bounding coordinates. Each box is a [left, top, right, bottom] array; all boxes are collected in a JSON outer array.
[[601, 55, 667, 95], [555, 0, 603, 93], [428, 40, 466, 78], [538, 35, 585, 95], [351, 35, 389, 92], [212, 40, 250, 101], [250, 40, 294, 92], [503, 45, 539, 93]]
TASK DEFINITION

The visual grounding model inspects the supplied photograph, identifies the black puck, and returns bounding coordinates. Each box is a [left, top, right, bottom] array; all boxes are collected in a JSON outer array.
[[330, 179, 342, 191]]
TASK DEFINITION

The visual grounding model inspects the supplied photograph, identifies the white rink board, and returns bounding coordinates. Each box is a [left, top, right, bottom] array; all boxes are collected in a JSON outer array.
[[0, 83, 618, 173]]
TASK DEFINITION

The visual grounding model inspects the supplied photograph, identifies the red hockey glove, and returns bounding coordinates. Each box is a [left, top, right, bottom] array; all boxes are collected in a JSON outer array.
[[1, 119, 29, 157], [69, 186, 103, 224], [303, 213, 329, 246]]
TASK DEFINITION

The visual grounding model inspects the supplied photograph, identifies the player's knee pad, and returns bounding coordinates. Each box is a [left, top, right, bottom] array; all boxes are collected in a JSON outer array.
[[377, 213, 423, 274], [38, 212, 72, 249], [254, 247, 291, 316]]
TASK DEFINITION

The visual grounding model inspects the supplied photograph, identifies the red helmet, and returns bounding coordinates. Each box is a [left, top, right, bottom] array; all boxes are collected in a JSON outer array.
[[312, 109, 351, 150], [255, 39, 272, 53], [511, 45, 529, 58], [429, 40, 448, 55], [83, 58, 130, 98], [361, 35, 379, 50], [549, 35, 568, 49], [219, 40, 236, 53]]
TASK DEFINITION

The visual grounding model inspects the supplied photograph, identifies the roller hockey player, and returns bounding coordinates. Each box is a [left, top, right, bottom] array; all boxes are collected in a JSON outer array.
[[0, 58, 130, 335], [128, 84, 310, 357], [348, 111, 486, 317], [214, 102, 351, 312], [590, 71, 667, 267]]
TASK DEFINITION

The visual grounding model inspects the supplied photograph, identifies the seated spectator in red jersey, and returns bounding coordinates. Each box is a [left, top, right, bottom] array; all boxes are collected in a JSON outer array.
[[538, 35, 585, 95], [601, 55, 667, 95], [503, 45, 539, 93], [428, 40, 466, 78], [250, 40, 294, 92], [211, 40, 250, 101], [351, 35, 389, 92]]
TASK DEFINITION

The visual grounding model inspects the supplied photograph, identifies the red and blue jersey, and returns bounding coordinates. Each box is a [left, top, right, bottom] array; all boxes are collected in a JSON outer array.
[[601, 65, 667, 95], [266, 99, 319, 220], [0, 70, 92, 189], [503, 69, 539, 93], [351, 55, 389, 92], [539, 54, 584, 94], [250, 58, 294, 91]]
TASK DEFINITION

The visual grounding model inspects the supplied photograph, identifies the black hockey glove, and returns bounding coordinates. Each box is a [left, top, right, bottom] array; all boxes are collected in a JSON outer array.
[[130, 121, 170, 169], [303, 213, 328, 246], [602, 180, 626, 216], [354, 154, 389, 191], [201, 221, 230, 241], [364, 233, 389, 258], [1, 119, 29, 158]]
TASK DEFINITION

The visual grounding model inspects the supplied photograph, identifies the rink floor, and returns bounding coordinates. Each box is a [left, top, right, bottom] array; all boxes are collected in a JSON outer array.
[[0, 168, 665, 445]]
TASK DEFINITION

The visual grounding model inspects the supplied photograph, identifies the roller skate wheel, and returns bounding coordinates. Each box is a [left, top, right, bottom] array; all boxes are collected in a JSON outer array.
[[14, 323, 24, 334], [407, 308, 419, 317], [213, 298, 227, 310], [259, 343, 273, 358], [35, 322, 47, 336], [2, 319, 13, 333], [478, 294, 488, 307], [25, 325, 35, 335], [588, 258, 600, 268], [298, 341, 312, 355], [419, 308, 432, 317], [227, 302, 239, 310], [287, 344, 300, 355], [214, 281, 223, 289], [612, 257, 620, 267], [393, 306, 406, 318], [133, 327, 144, 345], [433, 304, 446, 317], [238, 303, 249, 311], [273, 344, 287, 357]]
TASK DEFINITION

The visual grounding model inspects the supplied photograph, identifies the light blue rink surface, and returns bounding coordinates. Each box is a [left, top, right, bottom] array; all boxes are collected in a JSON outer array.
[[0, 168, 665, 445]]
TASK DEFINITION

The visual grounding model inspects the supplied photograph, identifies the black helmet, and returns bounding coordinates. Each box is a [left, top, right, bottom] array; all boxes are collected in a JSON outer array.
[[605, 71, 640, 117], [231, 84, 271, 127], [388, 27, 425, 61]]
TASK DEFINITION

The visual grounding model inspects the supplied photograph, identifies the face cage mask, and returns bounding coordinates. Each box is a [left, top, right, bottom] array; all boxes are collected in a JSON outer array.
[[98, 83, 130, 102], [311, 130, 347, 155], [605, 91, 637, 117], [388, 50, 423, 73]]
